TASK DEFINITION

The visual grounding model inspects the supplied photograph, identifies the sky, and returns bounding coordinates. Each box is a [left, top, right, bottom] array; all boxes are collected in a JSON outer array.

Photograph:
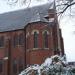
[[0, 0, 49, 14], [59, 5, 75, 62], [0, 0, 75, 62]]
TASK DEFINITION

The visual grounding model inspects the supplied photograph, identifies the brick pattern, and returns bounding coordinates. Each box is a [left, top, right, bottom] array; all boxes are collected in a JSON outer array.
[[0, 10, 64, 75]]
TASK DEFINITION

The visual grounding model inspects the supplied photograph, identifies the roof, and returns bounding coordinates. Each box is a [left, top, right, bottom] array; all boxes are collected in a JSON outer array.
[[0, 2, 55, 32]]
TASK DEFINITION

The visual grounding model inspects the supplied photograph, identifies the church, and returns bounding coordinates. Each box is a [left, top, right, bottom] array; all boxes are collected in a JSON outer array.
[[0, 2, 64, 75]]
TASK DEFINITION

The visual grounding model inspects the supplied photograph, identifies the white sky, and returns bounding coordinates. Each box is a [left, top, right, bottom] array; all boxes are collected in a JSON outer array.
[[0, 0, 49, 14], [0, 0, 75, 62], [59, 4, 75, 62]]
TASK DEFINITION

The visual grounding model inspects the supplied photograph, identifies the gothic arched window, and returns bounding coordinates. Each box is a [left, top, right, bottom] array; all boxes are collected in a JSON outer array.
[[43, 31, 48, 48], [34, 32, 38, 48]]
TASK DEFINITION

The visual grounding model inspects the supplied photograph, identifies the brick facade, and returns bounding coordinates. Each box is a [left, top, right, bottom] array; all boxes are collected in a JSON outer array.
[[0, 7, 64, 75]]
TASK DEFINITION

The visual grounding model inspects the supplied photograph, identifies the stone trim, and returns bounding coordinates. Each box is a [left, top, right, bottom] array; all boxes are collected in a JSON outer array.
[[31, 30, 39, 35], [42, 30, 49, 35], [26, 32, 30, 38]]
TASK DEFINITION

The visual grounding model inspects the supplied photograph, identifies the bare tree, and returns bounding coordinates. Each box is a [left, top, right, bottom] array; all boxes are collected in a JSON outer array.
[[6, 0, 75, 14], [56, 0, 75, 14]]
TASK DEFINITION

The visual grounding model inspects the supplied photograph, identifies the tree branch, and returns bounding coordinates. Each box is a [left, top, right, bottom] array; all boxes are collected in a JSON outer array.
[[61, 2, 75, 13]]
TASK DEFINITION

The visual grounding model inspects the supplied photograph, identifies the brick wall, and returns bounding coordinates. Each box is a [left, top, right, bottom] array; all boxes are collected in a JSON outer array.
[[25, 22, 54, 65]]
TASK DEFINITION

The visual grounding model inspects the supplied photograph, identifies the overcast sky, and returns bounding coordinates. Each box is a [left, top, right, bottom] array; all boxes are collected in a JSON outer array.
[[0, 0, 49, 14], [0, 0, 75, 62]]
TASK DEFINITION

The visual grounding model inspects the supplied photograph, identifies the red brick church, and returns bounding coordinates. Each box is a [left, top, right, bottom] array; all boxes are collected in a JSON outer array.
[[0, 2, 64, 75]]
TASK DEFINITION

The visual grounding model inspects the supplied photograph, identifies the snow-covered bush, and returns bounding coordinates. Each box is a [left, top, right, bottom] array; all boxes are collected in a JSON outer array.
[[19, 55, 68, 75]]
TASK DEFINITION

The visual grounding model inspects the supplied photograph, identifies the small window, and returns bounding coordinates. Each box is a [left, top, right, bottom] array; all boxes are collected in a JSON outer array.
[[0, 36, 4, 47], [0, 60, 3, 73], [43, 31, 48, 48], [19, 34, 24, 45], [13, 34, 24, 47], [34, 32, 38, 48], [13, 60, 17, 74], [13, 35, 18, 47]]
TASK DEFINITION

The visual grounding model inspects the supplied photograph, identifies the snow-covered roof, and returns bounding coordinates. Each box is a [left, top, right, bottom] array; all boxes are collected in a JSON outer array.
[[0, 1, 55, 32]]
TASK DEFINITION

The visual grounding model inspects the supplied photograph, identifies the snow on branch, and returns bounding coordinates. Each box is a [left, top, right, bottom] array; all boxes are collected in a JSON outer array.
[[19, 55, 68, 75]]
